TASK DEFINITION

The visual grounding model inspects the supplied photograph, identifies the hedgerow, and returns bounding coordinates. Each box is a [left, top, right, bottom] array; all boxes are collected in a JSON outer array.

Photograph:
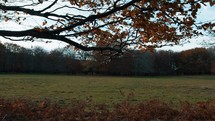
[[0, 98, 215, 121]]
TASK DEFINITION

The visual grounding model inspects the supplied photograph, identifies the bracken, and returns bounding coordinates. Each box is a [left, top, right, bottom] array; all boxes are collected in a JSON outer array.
[[0, 98, 215, 121]]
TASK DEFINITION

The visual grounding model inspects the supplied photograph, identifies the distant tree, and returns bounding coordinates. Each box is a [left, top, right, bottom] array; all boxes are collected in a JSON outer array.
[[48, 49, 66, 73], [207, 46, 215, 74], [178, 48, 212, 75], [33, 47, 47, 57], [1, 43, 28, 72], [66, 58, 83, 74], [0, 43, 7, 72], [0, 0, 214, 54], [154, 50, 177, 75], [211, 61, 215, 74], [133, 51, 155, 75], [100, 52, 134, 75], [31, 47, 48, 73], [81, 60, 97, 75], [4, 43, 26, 53], [0, 42, 84, 74], [76, 50, 92, 60]]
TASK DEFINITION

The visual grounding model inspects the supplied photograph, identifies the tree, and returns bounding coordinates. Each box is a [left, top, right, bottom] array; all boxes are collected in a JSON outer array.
[[177, 48, 212, 75], [94, 52, 135, 75], [211, 60, 215, 74], [0, 0, 214, 54], [0, 42, 7, 72], [133, 51, 155, 75], [154, 50, 177, 75], [207, 47, 215, 74], [48, 49, 67, 73]]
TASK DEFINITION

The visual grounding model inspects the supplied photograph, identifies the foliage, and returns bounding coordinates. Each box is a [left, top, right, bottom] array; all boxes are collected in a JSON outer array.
[[1, 42, 215, 75], [177, 48, 213, 74], [0, 98, 215, 121], [0, 42, 83, 74], [0, 0, 214, 54]]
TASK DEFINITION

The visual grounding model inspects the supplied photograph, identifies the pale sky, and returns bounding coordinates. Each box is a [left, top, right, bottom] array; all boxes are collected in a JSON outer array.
[[158, 3, 215, 51], [0, 1, 215, 51]]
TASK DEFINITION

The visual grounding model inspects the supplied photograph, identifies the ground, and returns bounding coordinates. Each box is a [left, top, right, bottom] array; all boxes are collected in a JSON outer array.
[[0, 74, 215, 105]]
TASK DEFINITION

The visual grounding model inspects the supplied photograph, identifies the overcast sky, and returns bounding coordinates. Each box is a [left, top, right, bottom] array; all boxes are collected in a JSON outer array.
[[0, 1, 214, 51], [158, 3, 215, 51]]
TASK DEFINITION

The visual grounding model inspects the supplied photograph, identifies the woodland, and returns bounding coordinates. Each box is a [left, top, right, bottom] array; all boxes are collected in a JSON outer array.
[[0, 0, 214, 76], [0, 42, 215, 75]]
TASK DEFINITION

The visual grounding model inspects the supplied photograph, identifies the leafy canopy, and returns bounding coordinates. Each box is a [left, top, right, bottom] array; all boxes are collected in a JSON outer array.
[[0, 0, 214, 54]]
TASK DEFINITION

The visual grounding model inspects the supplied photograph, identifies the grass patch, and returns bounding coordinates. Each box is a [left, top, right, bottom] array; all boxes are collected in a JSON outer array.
[[0, 74, 215, 105]]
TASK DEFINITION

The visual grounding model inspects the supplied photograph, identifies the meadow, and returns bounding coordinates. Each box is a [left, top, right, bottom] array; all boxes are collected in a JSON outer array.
[[0, 74, 215, 105]]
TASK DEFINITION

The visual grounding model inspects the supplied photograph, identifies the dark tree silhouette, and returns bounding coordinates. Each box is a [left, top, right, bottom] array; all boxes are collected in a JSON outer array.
[[177, 48, 212, 75]]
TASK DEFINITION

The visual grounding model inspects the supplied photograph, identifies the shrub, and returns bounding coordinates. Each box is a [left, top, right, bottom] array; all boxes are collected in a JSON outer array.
[[0, 98, 215, 121]]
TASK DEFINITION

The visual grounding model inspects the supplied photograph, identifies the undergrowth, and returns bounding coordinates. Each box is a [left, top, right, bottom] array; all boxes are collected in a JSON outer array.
[[0, 98, 215, 121]]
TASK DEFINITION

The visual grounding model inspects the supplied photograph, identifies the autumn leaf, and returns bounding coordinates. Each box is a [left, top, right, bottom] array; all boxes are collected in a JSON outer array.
[[34, 27, 43, 32], [79, 2, 83, 7], [210, 1, 215, 6], [4, 17, 9, 22], [42, 20, 47, 26]]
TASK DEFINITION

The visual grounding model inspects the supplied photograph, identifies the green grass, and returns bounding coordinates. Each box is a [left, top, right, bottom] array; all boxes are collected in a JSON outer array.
[[0, 74, 215, 105]]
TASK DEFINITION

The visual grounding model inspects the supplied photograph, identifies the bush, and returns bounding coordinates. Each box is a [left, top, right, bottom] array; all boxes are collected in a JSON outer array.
[[0, 98, 215, 121]]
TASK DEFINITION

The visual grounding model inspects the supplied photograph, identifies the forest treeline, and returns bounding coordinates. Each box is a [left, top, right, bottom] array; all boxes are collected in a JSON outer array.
[[0, 42, 215, 75]]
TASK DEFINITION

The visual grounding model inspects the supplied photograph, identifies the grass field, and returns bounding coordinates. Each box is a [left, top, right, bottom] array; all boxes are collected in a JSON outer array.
[[0, 74, 215, 105]]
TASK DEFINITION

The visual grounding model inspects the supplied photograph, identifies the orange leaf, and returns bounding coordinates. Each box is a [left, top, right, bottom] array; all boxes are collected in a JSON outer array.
[[79, 2, 83, 7], [34, 27, 43, 32], [4, 17, 9, 22], [42, 20, 47, 26]]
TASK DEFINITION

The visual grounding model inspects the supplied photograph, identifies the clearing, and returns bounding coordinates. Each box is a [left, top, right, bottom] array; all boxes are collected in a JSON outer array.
[[0, 74, 215, 105]]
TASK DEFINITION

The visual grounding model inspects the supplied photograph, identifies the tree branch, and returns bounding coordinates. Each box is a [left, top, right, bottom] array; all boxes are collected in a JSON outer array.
[[0, 29, 123, 53], [0, 4, 71, 20], [51, 0, 141, 34], [39, 0, 59, 12]]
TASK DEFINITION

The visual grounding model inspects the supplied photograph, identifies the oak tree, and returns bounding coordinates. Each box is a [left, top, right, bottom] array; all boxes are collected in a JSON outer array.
[[177, 48, 212, 74], [0, 0, 214, 55]]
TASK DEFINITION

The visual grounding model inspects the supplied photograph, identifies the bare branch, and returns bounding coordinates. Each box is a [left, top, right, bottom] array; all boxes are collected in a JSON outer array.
[[0, 4, 71, 20], [39, 0, 59, 12], [52, 0, 141, 34]]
